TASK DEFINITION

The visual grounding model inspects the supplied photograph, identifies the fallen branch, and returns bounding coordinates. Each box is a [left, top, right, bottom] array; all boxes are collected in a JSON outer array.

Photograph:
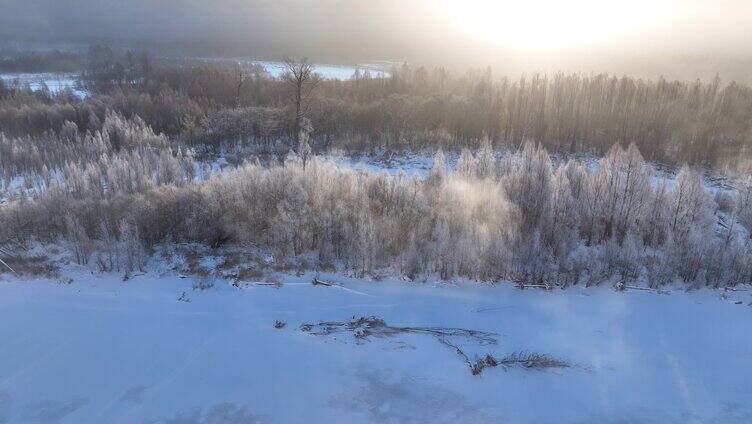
[[495, 351, 570, 370], [300, 316, 497, 345], [311, 277, 333, 286], [0, 238, 26, 252], [437, 338, 482, 374], [9, 239, 27, 251], [233, 280, 282, 288], [723, 286, 752, 292], [512, 278, 554, 290], [437, 338, 569, 375], [616, 282, 671, 294], [300, 316, 570, 376], [0, 257, 16, 274]]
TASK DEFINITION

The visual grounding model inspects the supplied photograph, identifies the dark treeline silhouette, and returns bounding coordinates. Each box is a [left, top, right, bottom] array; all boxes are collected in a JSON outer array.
[[0, 49, 84, 72], [83, 46, 152, 93]]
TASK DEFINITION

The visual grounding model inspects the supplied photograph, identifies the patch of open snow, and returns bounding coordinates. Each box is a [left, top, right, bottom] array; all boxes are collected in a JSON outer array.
[[0, 262, 751, 423], [328, 151, 442, 179], [252, 61, 389, 80], [0, 73, 87, 98], [182, 58, 391, 80]]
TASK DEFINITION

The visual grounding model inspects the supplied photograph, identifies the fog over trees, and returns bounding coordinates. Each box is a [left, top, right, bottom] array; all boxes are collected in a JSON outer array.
[[3, 61, 752, 172], [4, 0, 752, 81], [2, 10, 752, 286], [3, 3, 752, 422]]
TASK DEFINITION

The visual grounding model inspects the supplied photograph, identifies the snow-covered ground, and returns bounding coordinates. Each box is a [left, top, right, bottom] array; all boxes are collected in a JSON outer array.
[[332, 149, 746, 193], [330, 151, 440, 179], [0, 73, 87, 98], [1, 261, 751, 423], [251, 60, 390, 80], [183, 58, 391, 80]]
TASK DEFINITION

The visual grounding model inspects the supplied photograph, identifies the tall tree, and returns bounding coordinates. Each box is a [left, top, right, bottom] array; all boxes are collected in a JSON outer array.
[[283, 57, 319, 148]]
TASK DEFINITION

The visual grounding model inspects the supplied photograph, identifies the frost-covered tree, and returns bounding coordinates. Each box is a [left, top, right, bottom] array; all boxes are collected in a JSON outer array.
[[118, 219, 147, 274], [427, 147, 446, 187], [503, 142, 551, 232], [589, 144, 651, 243], [65, 214, 91, 265], [736, 177, 752, 237], [298, 117, 313, 169], [544, 166, 579, 259], [6, 131, 752, 287], [475, 140, 494, 179], [283, 57, 319, 147], [456, 148, 475, 177], [669, 165, 714, 240]]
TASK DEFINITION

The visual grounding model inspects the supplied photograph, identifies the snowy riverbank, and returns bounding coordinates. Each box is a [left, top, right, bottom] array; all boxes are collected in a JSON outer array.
[[1, 266, 751, 423]]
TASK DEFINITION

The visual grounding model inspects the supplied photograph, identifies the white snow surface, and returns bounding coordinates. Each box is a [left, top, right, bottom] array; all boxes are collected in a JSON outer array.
[[330, 151, 440, 179], [252, 61, 389, 80], [0, 73, 87, 98], [1, 263, 751, 423], [185, 58, 391, 80]]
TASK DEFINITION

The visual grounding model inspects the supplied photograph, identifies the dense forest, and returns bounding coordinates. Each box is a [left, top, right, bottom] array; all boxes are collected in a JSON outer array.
[[2, 114, 751, 286], [2, 49, 752, 173], [0, 49, 84, 73], [2, 51, 752, 286]]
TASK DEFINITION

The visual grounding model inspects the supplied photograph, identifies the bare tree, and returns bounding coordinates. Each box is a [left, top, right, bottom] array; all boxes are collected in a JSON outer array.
[[298, 117, 313, 169], [283, 57, 319, 148], [235, 66, 244, 108]]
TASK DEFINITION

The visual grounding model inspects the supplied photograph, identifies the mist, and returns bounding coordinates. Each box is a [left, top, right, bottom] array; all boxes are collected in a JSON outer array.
[[2, 0, 752, 80]]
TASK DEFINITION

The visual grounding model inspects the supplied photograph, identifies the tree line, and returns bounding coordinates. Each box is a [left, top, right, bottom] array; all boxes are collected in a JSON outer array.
[[2, 114, 751, 286], [3, 55, 752, 285], [2, 61, 752, 172], [0, 49, 84, 73]]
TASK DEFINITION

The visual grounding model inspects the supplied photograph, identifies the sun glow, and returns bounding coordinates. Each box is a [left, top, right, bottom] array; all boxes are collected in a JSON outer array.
[[438, 0, 674, 51]]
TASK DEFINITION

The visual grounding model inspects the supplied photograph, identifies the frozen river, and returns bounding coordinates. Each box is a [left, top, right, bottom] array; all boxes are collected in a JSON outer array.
[[0, 265, 751, 423]]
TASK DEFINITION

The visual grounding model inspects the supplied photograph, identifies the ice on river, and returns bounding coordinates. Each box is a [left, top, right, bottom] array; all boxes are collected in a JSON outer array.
[[0, 268, 750, 423]]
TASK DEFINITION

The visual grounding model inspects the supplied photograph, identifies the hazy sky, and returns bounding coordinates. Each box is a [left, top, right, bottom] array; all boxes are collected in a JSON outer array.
[[3, 0, 752, 77]]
